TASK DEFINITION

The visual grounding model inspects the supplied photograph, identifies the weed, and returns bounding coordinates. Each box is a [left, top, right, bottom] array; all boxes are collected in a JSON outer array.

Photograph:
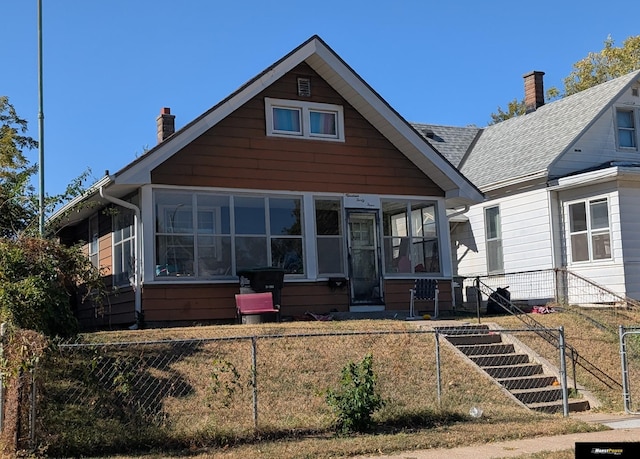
[[325, 353, 384, 433]]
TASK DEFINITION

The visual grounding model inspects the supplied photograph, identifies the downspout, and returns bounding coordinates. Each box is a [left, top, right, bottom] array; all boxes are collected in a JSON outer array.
[[99, 187, 142, 325]]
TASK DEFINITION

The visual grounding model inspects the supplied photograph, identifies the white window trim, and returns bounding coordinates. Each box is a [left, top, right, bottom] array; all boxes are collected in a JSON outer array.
[[484, 205, 503, 274], [265, 97, 345, 142], [566, 196, 612, 264], [615, 106, 639, 152]]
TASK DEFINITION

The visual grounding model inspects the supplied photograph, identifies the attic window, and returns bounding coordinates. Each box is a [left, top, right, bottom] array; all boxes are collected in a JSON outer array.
[[633, 87, 639, 97], [297, 77, 311, 97], [265, 98, 344, 141]]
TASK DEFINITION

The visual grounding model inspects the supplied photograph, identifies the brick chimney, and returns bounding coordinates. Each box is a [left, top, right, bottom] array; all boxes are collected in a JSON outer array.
[[523, 71, 545, 113], [156, 107, 175, 143]]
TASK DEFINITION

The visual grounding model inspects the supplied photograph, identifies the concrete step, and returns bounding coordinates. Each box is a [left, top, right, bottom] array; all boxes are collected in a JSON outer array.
[[497, 374, 558, 390], [528, 398, 591, 414], [446, 333, 503, 346], [435, 324, 490, 335], [512, 385, 563, 404], [456, 343, 515, 356], [483, 363, 544, 379], [471, 352, 530, 367]]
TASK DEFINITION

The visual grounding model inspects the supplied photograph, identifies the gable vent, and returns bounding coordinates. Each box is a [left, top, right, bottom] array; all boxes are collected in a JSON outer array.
[[297, 77, 311, 97]]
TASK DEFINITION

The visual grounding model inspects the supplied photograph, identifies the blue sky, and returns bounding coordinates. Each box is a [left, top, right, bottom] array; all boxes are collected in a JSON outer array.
[[2, 0, 639, 197]]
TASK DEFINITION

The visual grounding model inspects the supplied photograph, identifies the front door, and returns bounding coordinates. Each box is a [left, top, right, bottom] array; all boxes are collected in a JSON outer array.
[[347, 211, 384, 309]]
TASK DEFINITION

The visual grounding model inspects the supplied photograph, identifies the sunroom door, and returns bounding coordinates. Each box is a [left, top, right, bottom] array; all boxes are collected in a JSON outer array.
[[347, 211, 384, 309]]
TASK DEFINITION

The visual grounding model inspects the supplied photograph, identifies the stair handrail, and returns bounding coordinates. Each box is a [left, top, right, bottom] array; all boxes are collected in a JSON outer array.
[[474, 278, 622, 390]]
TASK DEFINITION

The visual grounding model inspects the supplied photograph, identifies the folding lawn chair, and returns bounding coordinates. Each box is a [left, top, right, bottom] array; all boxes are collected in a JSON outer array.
[[407, 278, 439, 320]]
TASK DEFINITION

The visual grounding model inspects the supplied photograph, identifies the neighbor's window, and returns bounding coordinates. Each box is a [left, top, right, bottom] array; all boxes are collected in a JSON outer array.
[[568, 198, 611, 262], [485, 206, 503, 273], [382, 200, 439, 275], [616, 108, 637, 150], [315, 198, 345, 276], [265, 98, 344, 141]]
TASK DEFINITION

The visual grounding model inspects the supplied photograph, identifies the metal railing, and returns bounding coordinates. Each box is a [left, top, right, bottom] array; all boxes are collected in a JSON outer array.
[[470, 277, 622, 392], [619, 326, 640, 414]]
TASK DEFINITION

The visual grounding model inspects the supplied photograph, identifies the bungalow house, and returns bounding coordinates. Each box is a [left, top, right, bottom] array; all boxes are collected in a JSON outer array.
[[53, 35, 483, 329], [415, 69, 640, 305]]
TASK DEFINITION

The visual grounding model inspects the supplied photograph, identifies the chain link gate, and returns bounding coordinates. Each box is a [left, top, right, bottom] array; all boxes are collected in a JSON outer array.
[[619, 326, 640, 414]]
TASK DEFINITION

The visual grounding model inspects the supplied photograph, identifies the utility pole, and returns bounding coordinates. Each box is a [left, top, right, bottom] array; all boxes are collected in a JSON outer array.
[[37, 0, 45, 235]]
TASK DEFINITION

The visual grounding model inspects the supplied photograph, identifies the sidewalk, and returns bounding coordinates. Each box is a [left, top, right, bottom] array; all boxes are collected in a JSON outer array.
[[352, 413, 640, 459]]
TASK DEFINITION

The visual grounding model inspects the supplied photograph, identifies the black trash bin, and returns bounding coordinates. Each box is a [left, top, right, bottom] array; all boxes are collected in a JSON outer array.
[[237, 267, 285, 308]]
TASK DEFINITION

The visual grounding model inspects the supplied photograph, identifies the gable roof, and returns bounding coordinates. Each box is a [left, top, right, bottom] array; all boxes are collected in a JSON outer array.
[[106, 35, 482, 207], [459, 69, 640, 191]]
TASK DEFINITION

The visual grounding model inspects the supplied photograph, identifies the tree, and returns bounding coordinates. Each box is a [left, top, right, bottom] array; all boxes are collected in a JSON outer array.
[[0, 96, 38, 237], [489, 35, 640, 124], [564, 35, 640, 96], [0, 97, 105, 337]]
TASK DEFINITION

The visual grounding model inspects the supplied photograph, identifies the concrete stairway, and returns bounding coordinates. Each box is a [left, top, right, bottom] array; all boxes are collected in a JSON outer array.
[[435, 324, 591, 414]]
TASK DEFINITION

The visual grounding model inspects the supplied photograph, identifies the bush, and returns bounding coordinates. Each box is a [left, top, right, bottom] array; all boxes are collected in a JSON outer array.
[[0, 237, 104, 337], [326, 353, 384, 433]]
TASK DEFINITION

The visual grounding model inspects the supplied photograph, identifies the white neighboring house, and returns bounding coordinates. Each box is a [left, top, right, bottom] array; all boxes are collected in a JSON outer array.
[[413, 69, 640, 304]]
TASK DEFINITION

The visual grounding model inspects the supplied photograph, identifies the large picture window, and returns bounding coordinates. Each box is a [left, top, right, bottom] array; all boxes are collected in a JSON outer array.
[[485, 206, 503, 273], [154, 191, 303, 280], [265, 98, 344, 141], [568, 198, 611, 262], [382, 200, 439, 275]]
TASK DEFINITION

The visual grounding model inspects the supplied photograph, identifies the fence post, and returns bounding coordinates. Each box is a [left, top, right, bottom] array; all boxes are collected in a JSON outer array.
[[475, 277, 481, 324], [619, 325, 631, 414], [30, 367, 36, 448], [0, 322, 5, 433], [558, 326, 569, 417], [251, 336, 258, 430], [435, 331, 441, 408]]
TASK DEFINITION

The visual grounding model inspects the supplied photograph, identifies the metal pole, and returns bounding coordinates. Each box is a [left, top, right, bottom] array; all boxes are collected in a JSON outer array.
[[37, 0, 45, 235], [435, 331, 441, 407], [558, 326, 569, 417], [30, 368, 36, 447], [251, 337, 258, 430], [619, 326, 631, 413], [475, 277, 481, 324], [0, 323, 5, 432]]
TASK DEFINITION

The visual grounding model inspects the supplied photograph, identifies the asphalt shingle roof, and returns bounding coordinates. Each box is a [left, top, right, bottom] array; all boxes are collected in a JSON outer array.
[[411, 123, 481, 168], [457, 69, 640, 189]]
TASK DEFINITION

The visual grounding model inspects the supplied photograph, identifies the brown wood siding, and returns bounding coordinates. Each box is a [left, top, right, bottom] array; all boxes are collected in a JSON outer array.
[[383, 279, 453, 314], [151, 63, 443, 197], [76, 288, 136, 330], [141, 282, 349, 323]]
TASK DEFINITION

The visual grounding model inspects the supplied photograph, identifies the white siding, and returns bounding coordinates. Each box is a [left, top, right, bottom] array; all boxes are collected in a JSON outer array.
[[618, 181, 640, 299], [552, 87, 640, 179]]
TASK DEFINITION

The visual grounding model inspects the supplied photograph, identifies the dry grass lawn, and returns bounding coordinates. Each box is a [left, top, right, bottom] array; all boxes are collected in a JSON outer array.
[[45, 307, 639, 459]]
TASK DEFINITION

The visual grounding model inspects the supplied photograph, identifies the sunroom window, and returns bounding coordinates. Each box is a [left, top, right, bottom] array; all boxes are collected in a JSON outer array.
[[113, 207, 135, 286], [382, 200, 439, 275], [154, 191, 303, 280], [315, 199, 345, 276], [265, 98, 344, 141]]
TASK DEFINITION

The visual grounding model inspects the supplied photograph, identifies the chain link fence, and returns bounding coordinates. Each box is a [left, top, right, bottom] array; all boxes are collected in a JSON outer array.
[[24, 327, 573, 456], [619, 326, 640, 414]]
